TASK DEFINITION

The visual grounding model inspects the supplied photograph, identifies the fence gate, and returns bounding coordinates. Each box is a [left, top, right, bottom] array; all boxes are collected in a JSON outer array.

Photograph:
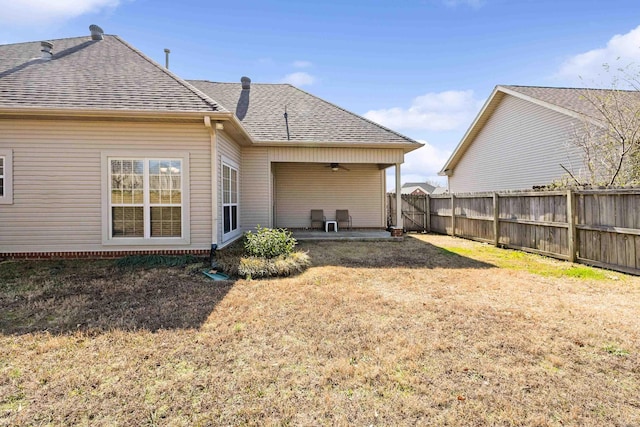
[[387, 194, 429, 232]]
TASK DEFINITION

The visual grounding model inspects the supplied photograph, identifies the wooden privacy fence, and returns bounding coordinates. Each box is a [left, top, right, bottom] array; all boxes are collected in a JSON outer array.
[[389, 190, 640, 275], [388, 194, 429, 232]]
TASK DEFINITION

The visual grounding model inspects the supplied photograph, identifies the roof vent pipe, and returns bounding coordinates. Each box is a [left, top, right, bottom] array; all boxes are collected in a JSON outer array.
[[40, 41, 53, 59], [164, 48, 170, 69], [89, 24, 104, 41], [241, 76, 251, 90]]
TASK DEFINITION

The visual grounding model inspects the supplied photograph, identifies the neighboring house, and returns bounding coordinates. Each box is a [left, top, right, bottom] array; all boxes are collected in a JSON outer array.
[[439, 85, 623, 193], [401, 182, 434, 195], [0, 26, 421, 257], [399, 181, 447, 195], [431, 186, 448, 195]]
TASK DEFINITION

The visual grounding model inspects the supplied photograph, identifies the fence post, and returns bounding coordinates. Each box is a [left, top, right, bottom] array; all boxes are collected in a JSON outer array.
[[493, 192, 499, 247], [451, 194, 456, 237], [425, 195, 431, 233], [567, 189, 576, 263]]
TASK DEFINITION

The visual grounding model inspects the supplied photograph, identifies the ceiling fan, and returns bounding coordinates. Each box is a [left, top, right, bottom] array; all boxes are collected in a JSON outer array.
[[327, 163, 350, 172]]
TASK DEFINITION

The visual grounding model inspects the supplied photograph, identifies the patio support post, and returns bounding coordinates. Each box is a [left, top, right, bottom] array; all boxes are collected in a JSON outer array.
[[392, 163, 403, 236]]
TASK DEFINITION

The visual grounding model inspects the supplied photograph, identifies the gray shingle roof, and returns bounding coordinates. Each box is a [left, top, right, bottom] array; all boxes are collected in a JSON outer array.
[[0, 35, 225, 112], [188, 80, 419, 144], [502, 85, 640, 120], [402, 182, 436, 192]]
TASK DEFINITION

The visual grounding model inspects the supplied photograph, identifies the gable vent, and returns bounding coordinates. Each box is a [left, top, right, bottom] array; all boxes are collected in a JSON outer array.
[[89, 24, 104, 41], [40, 41, 53, 59]]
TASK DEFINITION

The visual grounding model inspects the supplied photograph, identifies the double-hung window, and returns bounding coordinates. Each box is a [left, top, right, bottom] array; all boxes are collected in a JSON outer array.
[[0, 149, 13, 205], [103, 153, 189, 245], [222, 160, 240, 240]]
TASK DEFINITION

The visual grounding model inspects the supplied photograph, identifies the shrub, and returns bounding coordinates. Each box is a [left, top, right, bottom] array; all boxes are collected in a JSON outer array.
[[215, 227, 310, 279], [244, 226, 297, 259]]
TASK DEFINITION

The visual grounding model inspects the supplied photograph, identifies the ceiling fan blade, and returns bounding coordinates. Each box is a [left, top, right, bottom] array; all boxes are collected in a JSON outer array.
[[328, 162, 350, 171]]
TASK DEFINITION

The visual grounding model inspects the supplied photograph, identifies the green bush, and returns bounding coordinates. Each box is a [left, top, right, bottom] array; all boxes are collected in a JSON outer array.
[[244, 226, 297, 259]]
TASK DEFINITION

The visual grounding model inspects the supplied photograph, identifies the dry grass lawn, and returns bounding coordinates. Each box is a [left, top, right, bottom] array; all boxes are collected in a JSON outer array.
[[1, 234, 639, 426]]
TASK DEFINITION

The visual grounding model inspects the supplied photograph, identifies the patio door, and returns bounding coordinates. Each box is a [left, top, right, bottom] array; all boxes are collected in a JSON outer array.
[[222, 160, 240, 241]]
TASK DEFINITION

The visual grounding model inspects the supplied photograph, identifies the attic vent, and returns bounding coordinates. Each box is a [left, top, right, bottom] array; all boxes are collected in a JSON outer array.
[[40, 41, 53, 59], [89, 24, 104, 40], [241, 76, 251, 90]]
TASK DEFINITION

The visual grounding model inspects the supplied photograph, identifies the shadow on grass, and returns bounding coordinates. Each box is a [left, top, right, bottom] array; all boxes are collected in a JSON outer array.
[[0, 259, 234, 336], [297, 234, 495, 270]]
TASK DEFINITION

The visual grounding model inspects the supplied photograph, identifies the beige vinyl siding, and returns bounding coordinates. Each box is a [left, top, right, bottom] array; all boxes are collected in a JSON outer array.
[[216, 132, 242, 244], [0, 119, 212, 253], [449, 94, 585, 193], [274, 163, 385, 228], [241, 147, 271, 229], [268, 147, 404, 164]]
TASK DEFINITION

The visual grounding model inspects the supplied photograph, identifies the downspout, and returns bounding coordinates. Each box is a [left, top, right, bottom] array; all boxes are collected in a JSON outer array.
[[204, 116, 218, 250]]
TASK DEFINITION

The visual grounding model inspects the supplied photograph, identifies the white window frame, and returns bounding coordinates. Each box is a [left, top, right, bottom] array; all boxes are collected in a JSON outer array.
[[221, 157, 241, 242], [0, 149, 13, 205], [101, 151, 190, 246]]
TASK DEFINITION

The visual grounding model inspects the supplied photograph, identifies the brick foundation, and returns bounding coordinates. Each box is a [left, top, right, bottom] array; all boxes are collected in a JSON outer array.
[[0, 249, 210, 261], [390, 227, 404, 237]]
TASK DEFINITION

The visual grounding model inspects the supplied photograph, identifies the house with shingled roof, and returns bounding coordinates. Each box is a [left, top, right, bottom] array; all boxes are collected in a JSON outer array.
[[400, 182, 436, 195], [439, 85, 640, 193], [0, 26, 421, 258]]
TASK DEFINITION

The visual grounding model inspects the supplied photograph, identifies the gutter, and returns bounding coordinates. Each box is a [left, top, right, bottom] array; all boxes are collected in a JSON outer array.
[[0, 106, 255, 145], [253, 140, 423, 153]]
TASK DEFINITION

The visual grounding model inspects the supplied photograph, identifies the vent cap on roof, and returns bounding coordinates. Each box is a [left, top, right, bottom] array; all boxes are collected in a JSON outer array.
[[40, 41, 53, 59], [89, 24, 104, 40], [241, 76, 251, 90]]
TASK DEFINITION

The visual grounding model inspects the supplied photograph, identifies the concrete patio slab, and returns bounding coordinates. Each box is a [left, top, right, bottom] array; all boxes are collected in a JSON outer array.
[[291, 230, 397, 241]]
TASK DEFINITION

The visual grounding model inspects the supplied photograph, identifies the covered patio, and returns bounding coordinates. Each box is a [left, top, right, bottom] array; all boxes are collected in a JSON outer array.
[[291, 229, 396, 241]]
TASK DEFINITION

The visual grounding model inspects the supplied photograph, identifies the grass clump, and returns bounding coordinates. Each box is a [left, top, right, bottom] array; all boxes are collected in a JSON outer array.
[[603, 344, 630, 357], [239, 251, 311, 279]]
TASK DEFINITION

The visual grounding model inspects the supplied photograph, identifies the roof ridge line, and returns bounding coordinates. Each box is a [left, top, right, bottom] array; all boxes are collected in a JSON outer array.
[[111, 36, 226, 113], [503, 84, 640, 93], [188, 80, 291, 86], [0, 35, 89, 47]]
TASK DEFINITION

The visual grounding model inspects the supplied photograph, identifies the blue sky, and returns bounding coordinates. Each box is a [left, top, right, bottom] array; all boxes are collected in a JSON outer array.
[[2, 0, 640, 187]]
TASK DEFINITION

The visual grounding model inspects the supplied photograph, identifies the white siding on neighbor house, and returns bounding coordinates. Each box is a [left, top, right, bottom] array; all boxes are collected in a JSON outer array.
[[241, 147, 271, 229], [273, 163, 385, 229], [216, 131, 242, 245], [449, 94, 585, 193], [0, 119, 212, 253]]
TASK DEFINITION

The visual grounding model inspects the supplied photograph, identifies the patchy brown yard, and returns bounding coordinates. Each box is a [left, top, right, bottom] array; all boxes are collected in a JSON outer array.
[[1, 234, 639, 426]]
